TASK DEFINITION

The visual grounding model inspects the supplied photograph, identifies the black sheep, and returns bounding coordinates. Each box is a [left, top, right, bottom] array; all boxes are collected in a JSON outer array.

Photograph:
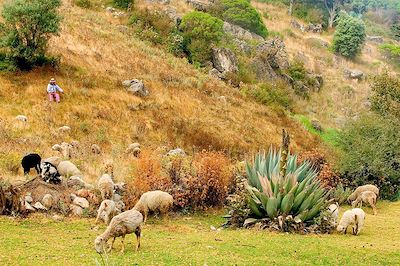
[[40, 162, 61, 184], [21, 153, 42, 175]]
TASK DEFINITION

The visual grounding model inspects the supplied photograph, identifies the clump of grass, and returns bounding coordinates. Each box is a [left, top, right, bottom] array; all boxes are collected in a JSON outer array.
[[294, 115, 340, 147]]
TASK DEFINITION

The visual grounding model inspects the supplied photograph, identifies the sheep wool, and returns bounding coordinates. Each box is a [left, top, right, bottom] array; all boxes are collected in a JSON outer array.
[[97, 174, 114, 201], [337, 208, 365, 235], [327, 203, 339, 226], [348, 184, 379, 202], [58, 160, 82, 178], [94, 209, 143, 253], [96, 199, 117, 225], [133, 190, 173, 222], [352, 191, 378, 215]]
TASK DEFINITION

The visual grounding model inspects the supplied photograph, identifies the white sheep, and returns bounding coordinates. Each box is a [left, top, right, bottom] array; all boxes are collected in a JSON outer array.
[[15, 115, 27, 122], [133, 190, 173, 222], [95, 200, 117, 225], [348, 184, 379, 203], [327, 203, 339, 226], [52, 142, 73, 159], [58, 160, 82, 178], [42, 156, 62, 167], [352, 191, 378, 215], [58, 126, 71, 133], [91, 144, 101, 154], [94, 209, 143, 253], [126, 143, 141, 156], [97, 174, 114, 201], [337, 208, 366, 235]]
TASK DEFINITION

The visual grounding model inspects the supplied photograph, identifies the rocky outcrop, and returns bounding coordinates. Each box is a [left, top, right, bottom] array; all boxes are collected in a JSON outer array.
[[186, 0, 211, 11], [305, 23, 323, 33], [223, 22, 264, 42], [344, 69, 364, 80], [212, 48, 238, 73], [256, 38, 289, 70], [122, 79, 150, 97]]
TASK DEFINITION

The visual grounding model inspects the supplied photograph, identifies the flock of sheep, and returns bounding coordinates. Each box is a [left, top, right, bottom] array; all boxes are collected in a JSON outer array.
[[20, 151, 174, 254], [330, 184, 379, 235]]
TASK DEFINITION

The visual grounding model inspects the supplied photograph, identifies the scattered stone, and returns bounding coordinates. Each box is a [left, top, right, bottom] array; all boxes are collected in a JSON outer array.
[[311, 119, 323, 132], [42, 194, 54, 209], [52, 214, 63, 221], [116, 25, 129, 34], [210, 225, 217, 231], [70, 204, 83, 216], [126, 143, 141, 156], [167, 148, 186, 157], [366, 36, 384, 44], [256, 38, 289, 70], [24, 193, 33, 203], [209, 68, 224, 79], [290, 19, 304, 32], [212, 48, 238, 74], [71, 194, 89, 209], [91, 144, 101, 155], [25, 202, 35, 212], [33, 202, 47, 211], [15, 115, 27, 122], [186, 0, 211, 11], [223, 21, 264, 42], [344, 69, 364, 80], [67, 176, 86, 189], [305, 23, 323, 33], [58, 125, 71, 133], [233, 39, 252, 54], [122, 79, 150, 97]]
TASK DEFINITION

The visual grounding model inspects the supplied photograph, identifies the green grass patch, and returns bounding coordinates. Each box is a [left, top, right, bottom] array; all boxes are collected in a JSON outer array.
[[294, 114, 340, 147], [0, 202, 399, 265]]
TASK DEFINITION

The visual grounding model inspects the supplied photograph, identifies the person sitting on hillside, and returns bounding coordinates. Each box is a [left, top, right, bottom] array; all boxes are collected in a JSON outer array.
[[47, 78, 64, 103]]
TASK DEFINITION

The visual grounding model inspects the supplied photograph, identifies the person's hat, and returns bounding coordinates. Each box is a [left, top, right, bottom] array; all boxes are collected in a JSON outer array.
[[50, 78, 56, 82]]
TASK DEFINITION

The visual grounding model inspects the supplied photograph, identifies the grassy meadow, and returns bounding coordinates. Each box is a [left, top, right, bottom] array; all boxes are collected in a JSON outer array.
[[0, 201, 399, 265]]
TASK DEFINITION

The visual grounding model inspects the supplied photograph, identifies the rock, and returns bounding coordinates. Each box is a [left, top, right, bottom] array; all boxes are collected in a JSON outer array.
[[15, 115, 27, 122], [58, 125, 71, 133], [256, 37, 289, 70], [250, 56, 277, 81], [91, 144, 101, 154], [233, 39, 252, 54], [186, 0, 211, 11], [217, 96, 227, 103], [116, 25, 129, 34], [122, 79, 150, 97], [311, 119, 323, 132], [105, 7, 115, 13], [72, 195, 89, 209], [305, 23, 323, 33], [42, 194, 54, 209], [290, 19, 304, 32], [209, 68, 224, 79], [25, 202, 35, 212], [344, 69, 364, 80], [67, 176, 86, 189], [306, 37, 329, 48], [366, 36, 384, 44], [33, 202, 47, 211], [223, 21, 264, 42], [167, 148, 186, 156], [147, 0, 170, 4], [52, 214, 63, 221], [212, 48, 238, 74], [210, 225, 217, 231], [24, 193, 33, 203], [126, 143, 141, 156], [70, 204, 83, 216]]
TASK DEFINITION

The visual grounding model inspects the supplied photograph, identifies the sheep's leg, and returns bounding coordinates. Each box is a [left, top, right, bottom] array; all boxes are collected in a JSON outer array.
[[35, 164, 41, 174], [143, 210, 148, 223], [107, 237, 116, 252], [120, 235, 125, 253], [95, 211, 102, 224], [135, 226, 141, 251]]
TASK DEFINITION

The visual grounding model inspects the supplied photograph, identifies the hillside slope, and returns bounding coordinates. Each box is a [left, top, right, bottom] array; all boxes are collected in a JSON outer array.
[[0, 0, 319, 181]]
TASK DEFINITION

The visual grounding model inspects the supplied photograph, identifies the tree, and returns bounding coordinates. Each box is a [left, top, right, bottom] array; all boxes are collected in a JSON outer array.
[[324, 0, 343, 28], [289, 0, 297, 16], [0, 0, 61, 69], [179, 11, 224, 64], [370, 72, 400, 119], [332, 12, 365, 59]]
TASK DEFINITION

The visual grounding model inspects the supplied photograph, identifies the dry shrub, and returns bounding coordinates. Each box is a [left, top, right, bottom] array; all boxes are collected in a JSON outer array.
[[297, 150, 340, 189]]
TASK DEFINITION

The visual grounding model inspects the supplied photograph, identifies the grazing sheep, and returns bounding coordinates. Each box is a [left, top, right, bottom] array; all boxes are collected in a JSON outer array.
[[58, 126, 71, 133], [126, 143, 141, 156], [352, 191, 378, 215], [327, 203, 339, 226], [96, 200, 117, 225], [337, 208, 366, 235], [115, 200, 125, 213], [40, 162, 61, 184], [91, 144, 101, 154], [114, 182, 126, 195], [348, 184, 379, 203], [58, 160, 82, 178], [104, 162, 114, 176], [15, 115, 28, 122], [21, 153, 42, 175], [97, 174, 114, 201], [94, 209, 143, 253], [42, 156, 62, 167], [133, 190, 173, 222], [52, 142, 73, 159]]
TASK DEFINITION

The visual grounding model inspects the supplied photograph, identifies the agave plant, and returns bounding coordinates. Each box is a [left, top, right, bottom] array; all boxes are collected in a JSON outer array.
[[246, 148, 329, 222]]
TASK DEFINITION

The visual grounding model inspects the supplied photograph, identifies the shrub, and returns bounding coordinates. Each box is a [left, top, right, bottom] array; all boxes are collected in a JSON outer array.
[[370, 72, 400, 118], [338, 114, 400, 200], [287, 60, 318, 98], [246, 148, 329, 223], [0, 0, 62, 70], [212, 0, 268, 37], [75, 0, 92, 8], [0, 152, 20, 175], [113, 0, 133, 9], [331, 184, 352, 205], [332, 12, 366, 59], [391, 22, 400, 40], [179, 11, 224, 64], [379, 43, 400, 66], [249, 82, 293, 110]]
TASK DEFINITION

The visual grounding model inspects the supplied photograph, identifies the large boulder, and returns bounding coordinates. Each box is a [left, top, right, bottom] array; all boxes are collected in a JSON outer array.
[[344, 69, 364, 80], [42, 194, 54, 209], [304, 23, 323, 33], [122, 79, 150, 97], [212, 48, 238, 74], [223, 22, 264, 42], [256, 38, 289, 70], [186, 0, 211, 11]]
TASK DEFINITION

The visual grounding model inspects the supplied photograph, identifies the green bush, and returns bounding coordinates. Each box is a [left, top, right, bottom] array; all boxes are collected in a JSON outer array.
[[0, 0, 61, 70], [113, 0, 133, 9], [370, 72, 400, 118], [179, 11, 224, 64], [379, 43, 400, 66], [287, 60, 318, 98], [338, 114, 400, 200], [332, 12, 366, 59], [75, 0, 92, 8], [212, 0, 268, 37], [249, 82, 293, 110]]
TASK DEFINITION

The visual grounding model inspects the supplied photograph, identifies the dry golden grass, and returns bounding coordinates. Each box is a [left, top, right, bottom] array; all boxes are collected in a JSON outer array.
[[0, 1, 320, 183]]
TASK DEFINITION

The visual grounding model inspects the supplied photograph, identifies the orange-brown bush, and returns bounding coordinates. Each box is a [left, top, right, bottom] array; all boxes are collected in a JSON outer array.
[[124, 150, 234, 211], [297, 150, 340, 189]]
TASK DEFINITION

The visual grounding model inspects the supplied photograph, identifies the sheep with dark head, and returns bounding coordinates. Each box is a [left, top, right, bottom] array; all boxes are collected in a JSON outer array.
[[40, 162, 62, 184], [21, 153, 42, 175]]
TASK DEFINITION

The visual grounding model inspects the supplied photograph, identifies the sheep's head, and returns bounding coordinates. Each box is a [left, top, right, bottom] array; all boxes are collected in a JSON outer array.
[[104, 163, 114, 176], [336, 224, 346, 233], [94, 236, 106, 253]]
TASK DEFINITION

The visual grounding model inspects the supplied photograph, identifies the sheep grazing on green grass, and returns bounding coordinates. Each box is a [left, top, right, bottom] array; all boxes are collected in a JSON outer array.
[[94, 209, 143, 253], [352, 191, 378, 215], [133, 190, 173, 222], [337, 208, 365, 235], [347, 184, 379, 203], [95, 199, 117, 225]]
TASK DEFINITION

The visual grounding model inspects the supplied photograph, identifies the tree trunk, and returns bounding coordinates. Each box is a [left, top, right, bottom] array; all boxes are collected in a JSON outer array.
[[328, 11, 335, 28], [288, 0, 295, 16]]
